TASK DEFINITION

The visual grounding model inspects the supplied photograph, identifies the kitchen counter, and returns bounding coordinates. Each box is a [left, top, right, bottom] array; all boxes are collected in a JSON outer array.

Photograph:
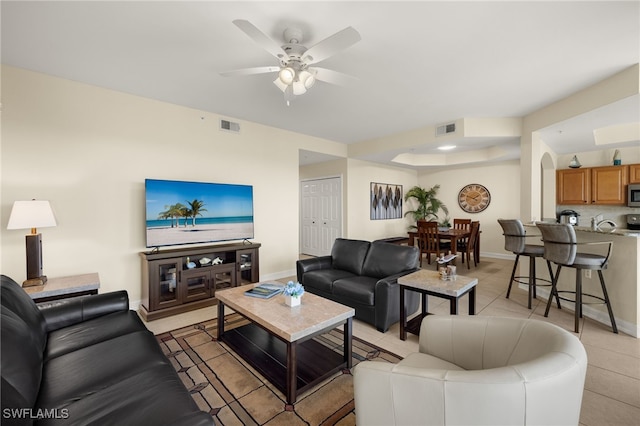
[[524, 224, 639, 337], [573, 226, 640, 237], [527, 223, 640, 237]]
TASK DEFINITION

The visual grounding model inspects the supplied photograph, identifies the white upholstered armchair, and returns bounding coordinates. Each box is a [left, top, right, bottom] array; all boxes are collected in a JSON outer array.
[[353, 316, 587, 426]]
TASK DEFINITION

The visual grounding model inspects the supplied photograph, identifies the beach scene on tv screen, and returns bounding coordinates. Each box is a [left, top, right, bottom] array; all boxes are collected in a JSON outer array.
[[146, 179, 254, 247]]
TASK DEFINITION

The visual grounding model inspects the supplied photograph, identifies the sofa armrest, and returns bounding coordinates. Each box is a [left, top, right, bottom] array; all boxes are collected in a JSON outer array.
[[38, 290, 130, 332], [376, 269, 418, 287], [296, 256, 332, 282], [353, 361, 396, 426], [373, 269, 420, 332]]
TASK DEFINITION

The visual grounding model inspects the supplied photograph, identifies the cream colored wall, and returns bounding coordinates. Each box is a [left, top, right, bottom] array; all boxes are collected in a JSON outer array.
[[417, 160, 521, 257], [1, 66, 336, 302], [556, 146, 640, 169], [299, 158, 417, 239], [344, 158, 417, 240], [521, 64, 640, 221]]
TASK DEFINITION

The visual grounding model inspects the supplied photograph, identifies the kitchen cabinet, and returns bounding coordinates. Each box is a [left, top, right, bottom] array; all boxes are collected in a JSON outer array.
[[556, 168, 590, 204], [629, 164, 640, 184], [557, 165, 629, 205], [591, 165, 627, 205]]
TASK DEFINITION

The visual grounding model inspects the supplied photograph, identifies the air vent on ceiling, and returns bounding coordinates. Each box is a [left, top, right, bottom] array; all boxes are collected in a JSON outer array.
[[220, 119, 240, 133], [436, 122, 456, 136]]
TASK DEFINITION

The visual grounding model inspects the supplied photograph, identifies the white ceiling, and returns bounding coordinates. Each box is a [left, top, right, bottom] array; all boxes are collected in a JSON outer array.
[[2, 1, 639, 168]]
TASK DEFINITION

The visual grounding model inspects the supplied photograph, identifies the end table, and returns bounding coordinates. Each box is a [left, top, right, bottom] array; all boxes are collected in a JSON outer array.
[[24, 273, 100, 303]]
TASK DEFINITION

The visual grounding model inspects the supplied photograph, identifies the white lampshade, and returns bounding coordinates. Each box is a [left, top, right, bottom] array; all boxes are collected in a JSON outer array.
[[298, 70, 316, 89], [7, 200, 57, 232], [292, 81, 307, 96], [273, 77, 288, 93], [278, 67, 295, 85]]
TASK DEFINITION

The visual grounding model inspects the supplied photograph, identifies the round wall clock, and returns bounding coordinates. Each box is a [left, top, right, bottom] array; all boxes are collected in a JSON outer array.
[[458, 184, 491, 213]]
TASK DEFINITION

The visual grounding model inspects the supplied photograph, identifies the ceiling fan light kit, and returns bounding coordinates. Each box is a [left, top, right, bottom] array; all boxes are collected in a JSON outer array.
[[278, 67, 296, 85], [222, 19, 361, 105]]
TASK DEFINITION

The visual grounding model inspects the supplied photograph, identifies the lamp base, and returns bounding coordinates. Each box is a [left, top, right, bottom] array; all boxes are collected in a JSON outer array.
[[23, 276, 47, 287]]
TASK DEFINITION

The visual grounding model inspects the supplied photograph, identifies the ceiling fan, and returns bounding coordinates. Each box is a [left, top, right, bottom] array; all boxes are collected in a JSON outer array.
[[221, 19, 361, 105]]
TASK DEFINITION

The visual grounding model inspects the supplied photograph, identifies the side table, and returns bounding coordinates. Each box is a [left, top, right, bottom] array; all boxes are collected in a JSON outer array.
[[398, 269, 478, 340], [24, 273, 100, 303]]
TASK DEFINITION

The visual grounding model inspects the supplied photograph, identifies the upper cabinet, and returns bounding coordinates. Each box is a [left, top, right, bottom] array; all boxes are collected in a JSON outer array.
[[557, 168, 590, 204], [629, 164, 640, 184], [557, 164, 632, 205], [591, 165, 627, 205]]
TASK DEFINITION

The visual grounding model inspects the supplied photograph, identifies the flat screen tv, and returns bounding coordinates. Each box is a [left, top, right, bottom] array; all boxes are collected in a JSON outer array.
[[145, 178, 254, 248]]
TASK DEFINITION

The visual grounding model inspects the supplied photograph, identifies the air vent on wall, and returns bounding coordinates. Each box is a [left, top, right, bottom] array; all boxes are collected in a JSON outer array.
[[220, 119, 240, 133], [436, 122, 456, 136]]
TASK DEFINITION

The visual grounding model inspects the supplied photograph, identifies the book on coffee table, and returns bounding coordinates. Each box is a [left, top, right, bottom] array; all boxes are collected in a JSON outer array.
[[244, 282, 284, 299]]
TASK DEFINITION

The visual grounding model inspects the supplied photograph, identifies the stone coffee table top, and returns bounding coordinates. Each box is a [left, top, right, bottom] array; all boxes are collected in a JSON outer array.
[[398, 269, 478, 297], [216, 284, 354, 342]]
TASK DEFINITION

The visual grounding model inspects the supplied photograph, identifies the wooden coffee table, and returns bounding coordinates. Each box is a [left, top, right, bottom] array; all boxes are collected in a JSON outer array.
[[216, 285, 355, 405], [398, 269, 478, 340]]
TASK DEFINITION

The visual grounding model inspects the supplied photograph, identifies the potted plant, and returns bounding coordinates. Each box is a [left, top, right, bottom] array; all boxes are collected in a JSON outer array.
[[283, 281, 305, 307], [439, 216, 452, 229], [404, 185, 449, 230]]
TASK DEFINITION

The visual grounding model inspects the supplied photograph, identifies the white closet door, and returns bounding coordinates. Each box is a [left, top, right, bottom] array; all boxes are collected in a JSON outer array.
[[301, 177, 342, 256]]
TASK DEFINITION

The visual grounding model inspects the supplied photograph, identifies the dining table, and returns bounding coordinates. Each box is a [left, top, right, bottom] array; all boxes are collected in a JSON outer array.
[[408, 227, 480, 264]]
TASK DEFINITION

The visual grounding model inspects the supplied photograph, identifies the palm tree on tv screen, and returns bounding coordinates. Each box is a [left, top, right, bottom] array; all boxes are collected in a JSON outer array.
[[158, 203, 187, 228], [187, 199, 207, 226]]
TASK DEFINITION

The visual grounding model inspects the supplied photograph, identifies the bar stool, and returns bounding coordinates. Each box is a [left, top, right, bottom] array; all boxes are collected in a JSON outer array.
[[497, 219, 557, 309], [536, 222, 617, 334]]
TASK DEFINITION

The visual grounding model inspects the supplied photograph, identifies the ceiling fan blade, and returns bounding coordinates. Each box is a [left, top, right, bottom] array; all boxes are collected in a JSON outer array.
[[312, 67, 358, 86], [220, 66, 280, 77], [232, 19, 288, 60], [302, 27, 361, 64]]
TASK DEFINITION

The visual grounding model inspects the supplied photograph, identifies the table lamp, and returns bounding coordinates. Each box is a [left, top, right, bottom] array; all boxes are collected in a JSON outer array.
[[7, 200, 57, 287]]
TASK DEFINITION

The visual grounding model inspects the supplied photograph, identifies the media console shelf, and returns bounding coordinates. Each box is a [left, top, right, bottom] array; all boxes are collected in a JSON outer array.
[[140, 242, 260, 321]]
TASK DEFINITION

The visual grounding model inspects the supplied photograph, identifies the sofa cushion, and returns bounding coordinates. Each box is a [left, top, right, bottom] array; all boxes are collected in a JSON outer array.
[[37, 330, 170, 408], [44, 310, 149, 361], [37, 364, 212, 426], [362, 242, 419, 279], [331, 238, 371, 276], [333, 276, 378, 306], [303, 269, 356, 293]]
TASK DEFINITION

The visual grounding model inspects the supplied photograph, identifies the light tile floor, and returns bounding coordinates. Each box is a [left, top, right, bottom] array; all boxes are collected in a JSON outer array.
[[143, 257, 640, 426]]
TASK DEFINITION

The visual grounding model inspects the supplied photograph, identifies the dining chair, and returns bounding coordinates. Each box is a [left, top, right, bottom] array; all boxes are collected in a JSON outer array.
[[536, 222, 617, 334], [497, 219, 557, 310], [416, 220, 450, 267], [460, 221, 480, 269], [453, 218, 471, 231], [453, 218, 472, 258]]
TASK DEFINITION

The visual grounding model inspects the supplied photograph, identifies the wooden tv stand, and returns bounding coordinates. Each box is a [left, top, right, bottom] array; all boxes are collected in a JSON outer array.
[[139, 242, 260, 320]]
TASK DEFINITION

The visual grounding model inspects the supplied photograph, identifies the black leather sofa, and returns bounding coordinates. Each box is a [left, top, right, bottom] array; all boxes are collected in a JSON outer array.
[[296, 238, 420, 332], [1, 275, 214, 426]]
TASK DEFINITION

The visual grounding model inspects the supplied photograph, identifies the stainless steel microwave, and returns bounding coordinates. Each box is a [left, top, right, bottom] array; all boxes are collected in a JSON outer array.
[[629, 184, 640, 207]]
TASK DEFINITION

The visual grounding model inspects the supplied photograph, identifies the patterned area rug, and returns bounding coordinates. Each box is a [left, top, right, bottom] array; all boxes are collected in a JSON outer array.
[[156, 314, 402, 425]]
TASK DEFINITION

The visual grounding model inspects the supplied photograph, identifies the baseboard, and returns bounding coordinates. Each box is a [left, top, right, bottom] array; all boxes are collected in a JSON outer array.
[[261, 268, 297, 282], [481, 252, 516, 261]]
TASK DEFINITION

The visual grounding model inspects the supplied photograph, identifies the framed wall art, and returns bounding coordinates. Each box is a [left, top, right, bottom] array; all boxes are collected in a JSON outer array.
[[370, 182, 403, 220]]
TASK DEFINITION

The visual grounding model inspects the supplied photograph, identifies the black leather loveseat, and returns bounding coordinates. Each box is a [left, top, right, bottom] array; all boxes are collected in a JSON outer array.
[[1, 275, 214, 426], [296, 238, 420, 332]]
